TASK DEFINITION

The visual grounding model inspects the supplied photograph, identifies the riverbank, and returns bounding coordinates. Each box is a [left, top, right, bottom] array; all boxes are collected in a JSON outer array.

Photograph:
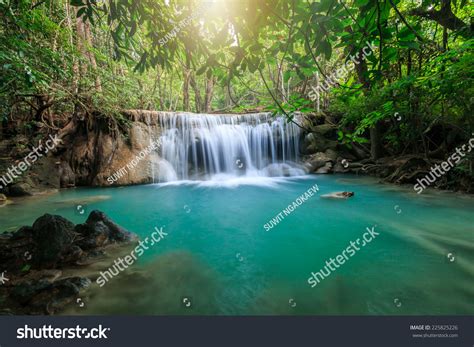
[[301, 118, 474, 194], [0, 111, 472, 197]]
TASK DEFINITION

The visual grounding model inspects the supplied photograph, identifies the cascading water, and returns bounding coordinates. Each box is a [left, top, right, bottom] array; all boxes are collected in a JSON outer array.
[[154, 112, 306, 182]]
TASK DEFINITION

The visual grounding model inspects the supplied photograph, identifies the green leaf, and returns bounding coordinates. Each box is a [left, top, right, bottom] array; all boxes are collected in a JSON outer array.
[[76, 7, 86, 18], [317, 40, 332, 60], [354, 0, 370, 7], [70, 0, 84, 6], [399, 40, 420, 51], [196, 65, 207, 75]]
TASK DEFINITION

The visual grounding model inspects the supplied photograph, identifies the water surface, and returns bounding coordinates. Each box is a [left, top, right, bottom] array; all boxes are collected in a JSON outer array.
[[1, 175, 473, 315]]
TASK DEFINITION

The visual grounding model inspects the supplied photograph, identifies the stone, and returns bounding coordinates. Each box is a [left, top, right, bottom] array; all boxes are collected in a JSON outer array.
[[301, 132, 338, 155], [75, 210, 137, 249], [27, 277, 91, 314], [8, 182, 34, 196], [311, 124, 338, 137], [0, 210, 138, 314], [306, 152, 334, 172], [324, 149, 338, 161], [32, 214, 76, 266], [58, 162, 75, 188], [315, 162, 333, 174]]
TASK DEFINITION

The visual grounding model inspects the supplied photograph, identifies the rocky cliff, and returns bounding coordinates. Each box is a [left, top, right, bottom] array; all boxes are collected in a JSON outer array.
[[0, 110, 164, 196]]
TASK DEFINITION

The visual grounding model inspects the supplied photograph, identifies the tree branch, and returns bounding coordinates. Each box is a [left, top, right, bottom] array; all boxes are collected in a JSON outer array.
[[409, 0, 472, 38]]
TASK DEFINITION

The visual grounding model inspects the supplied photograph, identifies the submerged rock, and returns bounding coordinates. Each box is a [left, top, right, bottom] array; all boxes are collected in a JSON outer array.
[[11, 276, 91, 314], [262, 163, 307, 177]]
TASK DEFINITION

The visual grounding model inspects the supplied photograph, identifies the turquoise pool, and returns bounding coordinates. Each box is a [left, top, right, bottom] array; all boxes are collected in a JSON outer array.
[[1, 175, 473, 315]]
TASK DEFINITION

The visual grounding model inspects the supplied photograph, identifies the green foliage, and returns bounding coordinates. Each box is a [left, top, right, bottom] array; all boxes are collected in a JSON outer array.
[[331, 40, 474, 151], [0, 0, 472, 163]]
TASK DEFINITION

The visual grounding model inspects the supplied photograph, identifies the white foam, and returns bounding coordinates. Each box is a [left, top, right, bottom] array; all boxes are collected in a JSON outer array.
[[152, 173, 311, 189]]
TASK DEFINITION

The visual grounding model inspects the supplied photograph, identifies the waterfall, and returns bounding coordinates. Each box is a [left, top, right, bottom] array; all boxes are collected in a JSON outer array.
[[155, 112, 305, 182]]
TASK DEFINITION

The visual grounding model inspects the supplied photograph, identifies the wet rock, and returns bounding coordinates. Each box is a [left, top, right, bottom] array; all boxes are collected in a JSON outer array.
[[89, 121, 159, 186], [305, 152, 334, 172], [61, 245, 86, 264], [8, 182, 34, 196], [32, 214, 76, 266], [333, 162, 346, 173], [333, 157, 351, 173], [13, 276, 92, 314], [315, 162, 333, 174], [58, 161, 75, 188], [312, 124, 338, 138], [11, 226, 33, 240], [324, 149, 338, 161], [31, 277, 91, 314], [76, 210, 137, 247], [11, 269, 63, 285], [0, 210, 137, 315], [0, 226, 34, 271], [301, 123, 339, 155], [5, 157, 60, 197], [11, 278, 53, 305], [262, 163, 306, 177]]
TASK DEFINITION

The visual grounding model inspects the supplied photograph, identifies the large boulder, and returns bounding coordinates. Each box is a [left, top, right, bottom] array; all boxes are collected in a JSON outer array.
[[324, 149, 338, 161], [305, 151, 335, 173], [6, 157, 60, 197], [315, 162, 333, 174], [75, 210, 137, 249], [32, 214, 76, 266], [312, 124, 338, 138], [301, 129, 338, 155]]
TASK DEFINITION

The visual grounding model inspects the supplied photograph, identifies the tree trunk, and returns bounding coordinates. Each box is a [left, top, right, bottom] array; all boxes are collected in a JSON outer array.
[[190, 74, 203, 113], [75, 9, 101, 92], [410, 0, 472, 38], [83, 20, 102, 92], [204, 77, 215, 112], [354, 46, 383, 159], [182, 70, 190, 111], [75, 11, 87, 78], [65, 2, 78, 94]]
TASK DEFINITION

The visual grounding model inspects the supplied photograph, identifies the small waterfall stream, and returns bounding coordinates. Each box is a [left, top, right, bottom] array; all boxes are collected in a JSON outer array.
[[154, 112, 305, 182]]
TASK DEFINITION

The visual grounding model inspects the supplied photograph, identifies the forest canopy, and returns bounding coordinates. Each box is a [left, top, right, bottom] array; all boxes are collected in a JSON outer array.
[[1, 0, 473, 161]]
